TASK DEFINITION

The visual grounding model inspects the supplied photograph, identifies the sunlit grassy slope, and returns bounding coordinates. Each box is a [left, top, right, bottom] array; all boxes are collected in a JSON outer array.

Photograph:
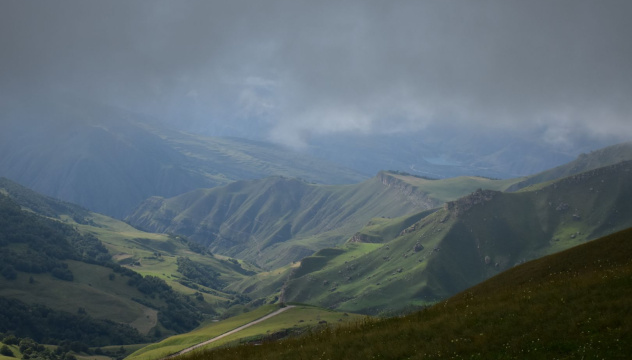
[[75, 212, 256, 304], [0, 178, 261, 331], [281, 161, 632, 314], [224, 262, 298, 303], [178, 226, 632, 360], [0, 342, 22, 360], [126, 305, 280, 360], [127, 305, 364, 360], [127, 172, 520, 269]]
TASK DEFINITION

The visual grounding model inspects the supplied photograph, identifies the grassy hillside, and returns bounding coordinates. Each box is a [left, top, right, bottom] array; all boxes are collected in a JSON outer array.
[[75, 212, 257, 305], [0, 180, 270, 351], [281, 161, 632, 314], [126, 176, 425, 269], [507, 141, 632, 191], [377, 171, 520, 202], [0, 193, 172, 344], [177, 226, 632, 359], [224, 263, 298, 304], [127, 172, 519, 269], [127, 305, 281, 360], [127, 305, 364, 360], [0, 178, 258, 308]]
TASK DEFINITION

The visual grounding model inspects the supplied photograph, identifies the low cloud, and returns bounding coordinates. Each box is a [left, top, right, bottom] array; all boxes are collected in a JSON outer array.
[[1, 0, 631, 148]]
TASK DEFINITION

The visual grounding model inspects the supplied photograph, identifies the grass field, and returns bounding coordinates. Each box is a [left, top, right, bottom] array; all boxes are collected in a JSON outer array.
[[174, 227, 632, 359], [0, 260, 156, 334], [0, 343, 21, 360], [193, 305, 365, 351], [72, 212, 252, 306], [126, 305, 282, 360], [126, 304, 364, 360]]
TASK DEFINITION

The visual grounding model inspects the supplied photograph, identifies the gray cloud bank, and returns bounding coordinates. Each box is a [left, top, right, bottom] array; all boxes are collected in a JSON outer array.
[[1, 0, 631, 147]]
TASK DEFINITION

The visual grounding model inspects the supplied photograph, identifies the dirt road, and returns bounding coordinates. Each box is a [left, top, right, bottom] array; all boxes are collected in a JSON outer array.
[[166, 305, 295, 358]]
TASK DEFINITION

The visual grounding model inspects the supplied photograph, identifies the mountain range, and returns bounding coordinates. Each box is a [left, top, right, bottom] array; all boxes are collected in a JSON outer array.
[[278, 160, 632, 314], [1, 127, 631, 358], [180, 226, 632, 359], [2, 98, 613, 220], [126, 172, 520, 269], [0, 98, 364, 218]]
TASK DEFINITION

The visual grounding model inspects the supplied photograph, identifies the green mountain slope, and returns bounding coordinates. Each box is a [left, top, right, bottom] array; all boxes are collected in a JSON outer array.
[[0, 179, 268, 347], [184, 227, 632, 360], [0, 99, 364, 218], [127, 173, 515, 269], [0, 177, 260, 303], [0, 194, 196, 344], [507, 141, 632, 191], [281, 161, 632, 314]]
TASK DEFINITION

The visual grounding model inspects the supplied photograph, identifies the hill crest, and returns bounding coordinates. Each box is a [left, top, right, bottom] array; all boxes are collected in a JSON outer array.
[[279, 160, 632, 314]]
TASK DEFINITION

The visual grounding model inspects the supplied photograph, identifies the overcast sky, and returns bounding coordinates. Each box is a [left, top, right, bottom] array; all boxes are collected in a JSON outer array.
[[1, 0, 631, 148]]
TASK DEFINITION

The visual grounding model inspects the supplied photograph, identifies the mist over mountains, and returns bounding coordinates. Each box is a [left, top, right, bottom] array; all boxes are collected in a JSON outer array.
[[0, 96, 621, 219], [1, 1, 632, 358], [0, 97, 366, 218], [2, 1, 631, 216]]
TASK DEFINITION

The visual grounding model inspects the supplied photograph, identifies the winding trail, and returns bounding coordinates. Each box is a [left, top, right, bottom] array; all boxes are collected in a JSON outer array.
[[165, 306, 295, 358]]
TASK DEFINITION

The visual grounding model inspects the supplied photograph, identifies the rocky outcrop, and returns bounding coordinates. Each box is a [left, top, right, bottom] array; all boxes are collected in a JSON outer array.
[[444, 189, 498, 217], [349, 232, 381, 243], [399, 221, 426, 236], [377, 172, 442, 209]]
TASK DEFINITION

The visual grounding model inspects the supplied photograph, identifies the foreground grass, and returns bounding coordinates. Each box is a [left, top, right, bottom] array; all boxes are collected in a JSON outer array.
[[127, 305, 363, 360], [187, 305, 364, 352], [126, 305, 281, 360], [177, 227, 632, 359]]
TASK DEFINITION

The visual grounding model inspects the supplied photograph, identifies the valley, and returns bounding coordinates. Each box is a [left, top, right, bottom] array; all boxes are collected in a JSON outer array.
[[126, 171, 520, 269], [1, 142, 631, 360], [3, 3, 631, 358]]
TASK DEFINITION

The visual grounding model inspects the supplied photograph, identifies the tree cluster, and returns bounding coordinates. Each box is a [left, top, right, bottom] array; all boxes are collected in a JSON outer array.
[[176, 256, 224, 289], [0, 195, 110, 281], [0, 194, 209, 342], [124, 271, 204, 333], [0, 297, 148, 347]]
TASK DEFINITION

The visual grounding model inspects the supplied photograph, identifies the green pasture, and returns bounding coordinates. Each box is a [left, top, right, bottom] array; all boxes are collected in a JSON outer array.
[[126, 305, 364, 360], [192, 305, 365, 351], [0, 260, 156, 334], [126, 305, 281, 360], [72, 213, 251, 305]]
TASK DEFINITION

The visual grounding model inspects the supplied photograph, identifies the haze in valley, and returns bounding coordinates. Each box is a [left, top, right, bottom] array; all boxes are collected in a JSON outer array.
[[1, 0, 631, 181]]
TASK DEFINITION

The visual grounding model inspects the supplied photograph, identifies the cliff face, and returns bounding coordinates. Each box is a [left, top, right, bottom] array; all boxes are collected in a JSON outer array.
[[377, 172, 443, 210]]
